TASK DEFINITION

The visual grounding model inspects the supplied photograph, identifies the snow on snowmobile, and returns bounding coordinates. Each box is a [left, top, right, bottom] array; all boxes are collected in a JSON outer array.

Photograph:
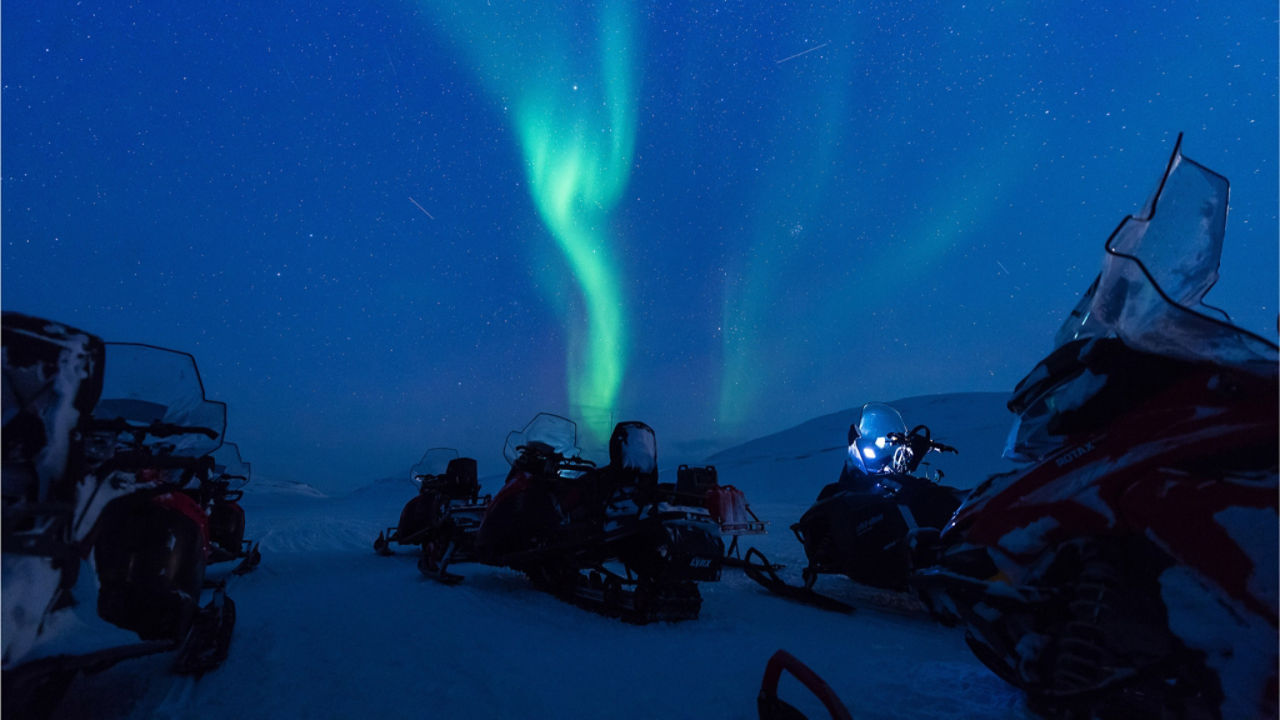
[[745, 402, 963, 614], [656, 464, 769, 567], [373, 448, 487, 584], [912, 135, 1279, 720], [470, 413, 725, 623], [196, 442, 261, 574], [3, 319, 237, 716]]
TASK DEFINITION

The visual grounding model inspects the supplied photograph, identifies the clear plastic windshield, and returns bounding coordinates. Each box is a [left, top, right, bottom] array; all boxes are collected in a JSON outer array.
[[1054, 136, 1278, 370], [410, 447, 460, 483], [1006, 137, 1279, 461], [503, 413, 581, 466], [212, 442, 251, 490], [852, 402, 908, 474], [92, 343, 226, 457]]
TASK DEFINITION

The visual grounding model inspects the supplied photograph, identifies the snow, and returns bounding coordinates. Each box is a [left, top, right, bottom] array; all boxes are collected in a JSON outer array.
[[49, 392, 1036, 719]]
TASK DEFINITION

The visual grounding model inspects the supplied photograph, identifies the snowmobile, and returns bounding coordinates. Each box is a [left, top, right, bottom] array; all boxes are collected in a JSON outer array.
[[3, 320, 237, 717], [196, 442, 261, 574], [373, 448, 486, 584], [745, 403, 963, 614], [912, 135, 1278, 720], [656, 464, 769, 567], [468, 413, 725, 623]]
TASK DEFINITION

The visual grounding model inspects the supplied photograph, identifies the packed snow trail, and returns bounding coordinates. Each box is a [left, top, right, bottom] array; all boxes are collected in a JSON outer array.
[[52, 488, 1028, 719]]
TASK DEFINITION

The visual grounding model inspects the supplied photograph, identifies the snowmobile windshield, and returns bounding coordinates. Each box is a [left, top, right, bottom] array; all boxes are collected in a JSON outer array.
[[503, 413, 581, 466], [91, 343, 226, 457], [1006, 136, 1279, 461], [212, 442, 251, 490], [410, 447, 459, 483], [1054, 135, 1278, 370], [850, 403, 908, 475]]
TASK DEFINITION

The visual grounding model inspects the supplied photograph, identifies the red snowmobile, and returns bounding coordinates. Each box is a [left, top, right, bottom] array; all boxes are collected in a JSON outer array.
[[373, 448, 486, 583], [3, 320, 237, 716], [473, 413, 725, 622], [913, 136, 1278, 719]]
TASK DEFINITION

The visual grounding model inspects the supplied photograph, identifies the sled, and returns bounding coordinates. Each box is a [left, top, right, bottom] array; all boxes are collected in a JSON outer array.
[[743, 548, 853, 614]]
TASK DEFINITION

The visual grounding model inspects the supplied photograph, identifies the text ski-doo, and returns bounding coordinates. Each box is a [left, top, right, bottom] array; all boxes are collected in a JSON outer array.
[[746, 402, 964, 614], [3, 320, 237, 716], [471, 413, 724, 623], [913, 135, 1278, 720]]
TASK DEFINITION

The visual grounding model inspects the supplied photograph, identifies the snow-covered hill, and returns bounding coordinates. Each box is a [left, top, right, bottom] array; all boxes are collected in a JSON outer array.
[[239, 474, 328, 501], [50, 394, 1035, 720]]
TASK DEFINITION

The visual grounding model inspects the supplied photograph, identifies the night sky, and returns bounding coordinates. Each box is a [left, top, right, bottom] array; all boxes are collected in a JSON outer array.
[[4, 1, 1276, 492]]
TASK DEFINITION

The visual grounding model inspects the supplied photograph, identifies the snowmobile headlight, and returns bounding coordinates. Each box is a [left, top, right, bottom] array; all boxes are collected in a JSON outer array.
[[862, 446, 876, 460]]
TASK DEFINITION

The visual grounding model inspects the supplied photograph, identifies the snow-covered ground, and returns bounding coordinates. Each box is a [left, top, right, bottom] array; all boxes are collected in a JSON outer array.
[[51, 392, 1037, 719]]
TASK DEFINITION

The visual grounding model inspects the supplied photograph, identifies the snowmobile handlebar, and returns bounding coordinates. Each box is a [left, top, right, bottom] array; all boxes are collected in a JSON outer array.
[[513, 443, 596, 467], [558, 459, 598, 474], [886, 427, 958, 455]]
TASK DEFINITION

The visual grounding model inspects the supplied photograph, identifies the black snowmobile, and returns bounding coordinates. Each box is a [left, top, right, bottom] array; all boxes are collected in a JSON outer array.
[[746, 402, 963, 613], [471, 413, 725, 623], [195, 442, 261, 574], [373, 448, 487, 584], [3, 316, 237, 717]]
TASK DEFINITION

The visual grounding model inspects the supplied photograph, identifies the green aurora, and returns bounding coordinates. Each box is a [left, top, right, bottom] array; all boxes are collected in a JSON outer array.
[[423, 1, 638, 441]]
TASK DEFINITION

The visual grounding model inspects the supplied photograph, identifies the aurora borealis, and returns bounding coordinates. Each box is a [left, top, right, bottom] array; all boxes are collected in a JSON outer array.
[[421, 0, 639, 443], [3, 1, 1276, 490]]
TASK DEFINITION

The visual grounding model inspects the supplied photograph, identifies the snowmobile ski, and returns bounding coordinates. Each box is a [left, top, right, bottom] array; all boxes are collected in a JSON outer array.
[[418, 541, 466, 585], [743, 548, 853, 614], [230, 542, 261, 576], [173, 584, 236, 675]]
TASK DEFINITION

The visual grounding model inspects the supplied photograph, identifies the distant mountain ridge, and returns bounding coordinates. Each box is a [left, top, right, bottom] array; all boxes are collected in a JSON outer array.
[[240, 475, 328, 500]]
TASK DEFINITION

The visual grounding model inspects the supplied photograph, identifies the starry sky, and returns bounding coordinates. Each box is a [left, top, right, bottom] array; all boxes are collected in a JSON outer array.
[[4, 1, 1276, 492]]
